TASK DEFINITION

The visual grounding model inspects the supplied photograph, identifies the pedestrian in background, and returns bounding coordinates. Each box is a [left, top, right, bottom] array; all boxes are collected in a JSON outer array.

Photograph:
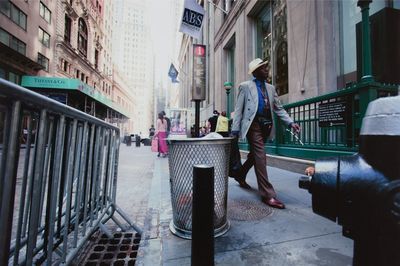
[[207, 110, 219, 133], [161, 111, 171, 137], [149, 124, 155, 138], [155, 112, 168, 157], [231, 58, 300, 209], [216, 111, 229, 137]]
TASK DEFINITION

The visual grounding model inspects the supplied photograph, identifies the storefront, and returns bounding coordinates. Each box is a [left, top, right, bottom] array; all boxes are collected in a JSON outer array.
[[21, 76, 129, 122]]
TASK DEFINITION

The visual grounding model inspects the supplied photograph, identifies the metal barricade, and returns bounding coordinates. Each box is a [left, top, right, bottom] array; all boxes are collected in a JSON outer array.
[[167, 138, 231, 239], [0, 79, 141, 265]]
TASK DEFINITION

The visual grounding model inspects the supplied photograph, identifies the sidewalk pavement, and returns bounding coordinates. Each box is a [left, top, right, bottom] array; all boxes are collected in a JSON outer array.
[[116, 145, 353, 266]]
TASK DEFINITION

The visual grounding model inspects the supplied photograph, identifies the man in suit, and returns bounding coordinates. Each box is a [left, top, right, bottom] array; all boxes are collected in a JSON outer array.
[[231, 58, 300, 209]]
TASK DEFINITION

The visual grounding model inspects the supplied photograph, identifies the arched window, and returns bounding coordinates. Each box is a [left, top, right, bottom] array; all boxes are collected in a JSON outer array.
[[77, 18, 88, 57]]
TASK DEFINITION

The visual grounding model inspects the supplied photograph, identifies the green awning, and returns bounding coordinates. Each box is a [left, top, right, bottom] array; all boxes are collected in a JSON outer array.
[[21, 76, 130, 118]]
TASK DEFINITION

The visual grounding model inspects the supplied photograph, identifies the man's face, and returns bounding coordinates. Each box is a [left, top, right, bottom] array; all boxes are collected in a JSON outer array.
[[253, 64, 269, 80]]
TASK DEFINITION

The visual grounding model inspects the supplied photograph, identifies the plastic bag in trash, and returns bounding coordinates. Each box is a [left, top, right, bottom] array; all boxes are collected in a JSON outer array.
[[203, 132, 224, 139]]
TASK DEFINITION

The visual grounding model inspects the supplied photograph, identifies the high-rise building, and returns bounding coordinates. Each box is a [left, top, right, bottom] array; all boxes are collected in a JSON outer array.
[[113, 0, 154, 134]]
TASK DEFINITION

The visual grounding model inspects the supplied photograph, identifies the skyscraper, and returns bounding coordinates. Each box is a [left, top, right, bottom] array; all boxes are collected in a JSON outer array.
[[113, 0, 154, 134]]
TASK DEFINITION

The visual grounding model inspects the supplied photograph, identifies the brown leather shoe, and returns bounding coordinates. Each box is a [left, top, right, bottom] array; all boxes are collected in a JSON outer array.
[[262, 197, 285, 209], [233, 177, 251, 189]]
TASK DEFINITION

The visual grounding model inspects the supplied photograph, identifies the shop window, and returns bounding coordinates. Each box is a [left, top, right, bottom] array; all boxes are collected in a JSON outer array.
[[38, 53, 49, 72], [39, 27, 50, 48], [0, 1, 27, 30], [64, 15, 72, 43], [78, 18, 88, 57], [39, 2, 51, 24]]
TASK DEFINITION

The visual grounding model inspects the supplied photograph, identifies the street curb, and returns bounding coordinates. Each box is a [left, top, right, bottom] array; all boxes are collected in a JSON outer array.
[[240, 150, 315, 174]]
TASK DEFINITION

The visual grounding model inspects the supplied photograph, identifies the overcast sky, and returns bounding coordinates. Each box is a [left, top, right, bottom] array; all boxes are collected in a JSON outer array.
[[149, 0, 184, 86]]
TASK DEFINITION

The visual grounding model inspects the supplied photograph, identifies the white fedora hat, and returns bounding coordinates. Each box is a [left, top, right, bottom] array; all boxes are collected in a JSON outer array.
[[248, 58, 268, 75]]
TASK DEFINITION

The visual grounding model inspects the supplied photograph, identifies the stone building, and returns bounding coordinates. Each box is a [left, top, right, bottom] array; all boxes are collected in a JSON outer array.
[[0, 0, 55, 82], [1, 0, 134, 132], [178, 0, 400, 122]]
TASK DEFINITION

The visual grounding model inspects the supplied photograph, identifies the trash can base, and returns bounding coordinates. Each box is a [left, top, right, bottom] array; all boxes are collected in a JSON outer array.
[[169, 220, 230, 239]]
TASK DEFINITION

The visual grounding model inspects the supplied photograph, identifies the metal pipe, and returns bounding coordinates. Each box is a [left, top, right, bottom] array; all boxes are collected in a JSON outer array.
[[0, 101, 22, 266], [13, 114, 33, 265], [191, 165, 215, 266], [26, 109, 48, 266], [0, 79, 135, 265], [45, 115, 66, 265], [83, 124, 96, 234], [61, 119, 78, 262], [72, 124, 84, 247]]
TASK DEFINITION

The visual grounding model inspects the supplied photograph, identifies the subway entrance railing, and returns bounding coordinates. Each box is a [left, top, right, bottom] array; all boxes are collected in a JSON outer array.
[[0, 78, 141, 265], [239, 81, 398, 160]]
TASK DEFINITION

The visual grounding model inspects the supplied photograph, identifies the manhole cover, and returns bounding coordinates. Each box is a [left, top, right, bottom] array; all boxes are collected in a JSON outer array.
[[228, 199, 273, 221], [81, 232, 141, 266]]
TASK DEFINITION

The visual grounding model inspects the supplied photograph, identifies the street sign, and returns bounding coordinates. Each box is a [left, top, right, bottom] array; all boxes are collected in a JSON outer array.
[[179, 0, 205, 39], [192, 44, 206, 101], [318, 101, 347, 127]]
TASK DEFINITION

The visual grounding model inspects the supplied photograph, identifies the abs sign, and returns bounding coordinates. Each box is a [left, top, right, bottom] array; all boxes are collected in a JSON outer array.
[[179, 0, 205, 39]]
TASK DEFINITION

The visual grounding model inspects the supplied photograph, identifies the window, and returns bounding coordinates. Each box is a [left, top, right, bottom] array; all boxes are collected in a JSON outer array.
[[39, 27, 50, 47], [0, 1, 27, 30], [9, 72, 21, 84], [94, 49, 99, 69], [64, 15, 72, 43], [78, 18, 88, 56], [38, 53, 49, 72], [0, 67, 6, 79], [63, 60, 68, 72], [0, 28, 26, 55], [256, 1, 288, 96], [338, 0, 386, 79], [76, 69, 80, 78], [39, 2, 51, 24]]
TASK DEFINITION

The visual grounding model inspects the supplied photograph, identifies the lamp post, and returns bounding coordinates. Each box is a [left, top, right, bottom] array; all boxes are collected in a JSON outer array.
[[224, 82, 233, 119]]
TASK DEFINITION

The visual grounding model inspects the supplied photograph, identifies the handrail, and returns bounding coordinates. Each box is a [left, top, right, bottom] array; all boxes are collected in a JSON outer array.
[[0, 78, 140, 265]]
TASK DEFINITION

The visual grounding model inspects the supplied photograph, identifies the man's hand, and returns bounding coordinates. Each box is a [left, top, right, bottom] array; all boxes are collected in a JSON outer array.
[[305, 166, 315, 176], [291, 123, 300, 134]]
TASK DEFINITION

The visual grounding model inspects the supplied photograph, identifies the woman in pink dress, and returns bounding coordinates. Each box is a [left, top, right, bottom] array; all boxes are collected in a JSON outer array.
[[155, 112, 168, 157]]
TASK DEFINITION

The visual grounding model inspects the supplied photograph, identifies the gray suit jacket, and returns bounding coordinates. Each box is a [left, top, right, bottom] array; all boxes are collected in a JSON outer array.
[[231, 80, 293, 141]]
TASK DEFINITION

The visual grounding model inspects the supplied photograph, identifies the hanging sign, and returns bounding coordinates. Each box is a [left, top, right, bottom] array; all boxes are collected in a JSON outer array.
[[179, 0, 205, 39]]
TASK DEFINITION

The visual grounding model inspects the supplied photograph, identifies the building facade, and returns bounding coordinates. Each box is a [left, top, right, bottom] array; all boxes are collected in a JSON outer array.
[[178, 0, 400, 123], [0, 0, 134, 133], [0, 0, 55, 82], [113, 0, 154, 134]]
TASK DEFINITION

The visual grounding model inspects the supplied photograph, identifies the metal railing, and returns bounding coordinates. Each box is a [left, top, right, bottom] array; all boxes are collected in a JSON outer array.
[[272, 82, 399, 159], [238, 82, 398, 160], [0, 79, 141, 265]]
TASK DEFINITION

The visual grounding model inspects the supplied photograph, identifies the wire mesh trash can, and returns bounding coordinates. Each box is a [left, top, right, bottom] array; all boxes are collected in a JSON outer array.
[[168, 137, 232, 239]]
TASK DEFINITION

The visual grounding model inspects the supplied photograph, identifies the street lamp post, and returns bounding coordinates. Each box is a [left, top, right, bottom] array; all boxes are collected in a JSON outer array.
[[224, 82, 233, 119]]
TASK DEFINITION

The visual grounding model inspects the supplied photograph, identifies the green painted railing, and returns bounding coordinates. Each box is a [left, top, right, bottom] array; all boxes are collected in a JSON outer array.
[[239, 81, 398, 160]]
